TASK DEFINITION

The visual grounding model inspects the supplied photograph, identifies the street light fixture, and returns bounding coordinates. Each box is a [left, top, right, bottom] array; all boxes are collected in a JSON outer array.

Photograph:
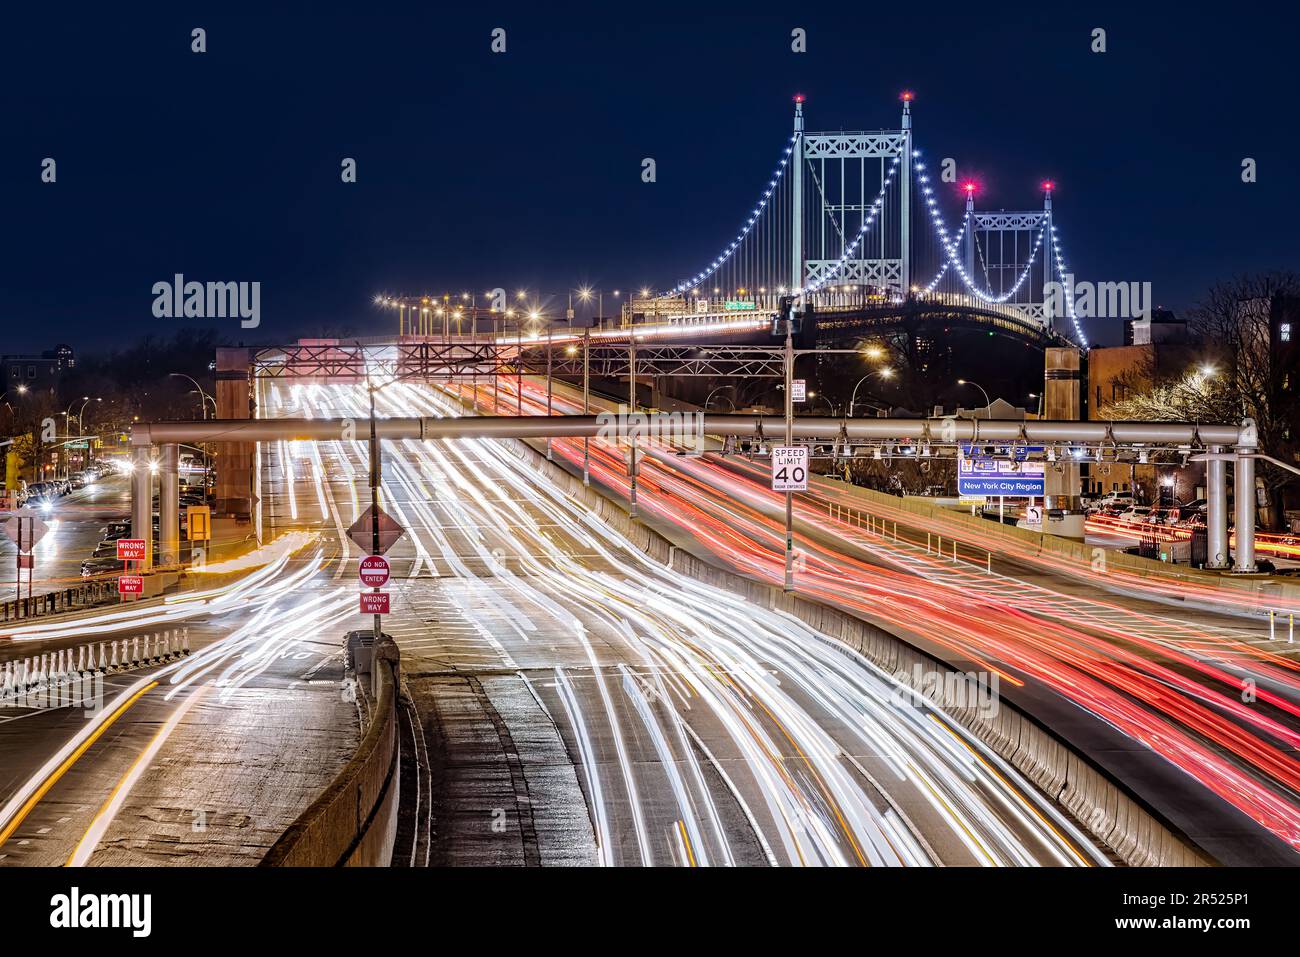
[[849, 368, 894, 417], [957, 378, 993, 418]]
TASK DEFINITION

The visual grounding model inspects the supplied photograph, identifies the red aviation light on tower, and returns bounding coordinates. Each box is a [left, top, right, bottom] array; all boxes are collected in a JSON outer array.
[[793, 93, 805, 104], [962, 181, 977, 194], [1041, 179, 1055, 193], [900, 90, 915, 102]]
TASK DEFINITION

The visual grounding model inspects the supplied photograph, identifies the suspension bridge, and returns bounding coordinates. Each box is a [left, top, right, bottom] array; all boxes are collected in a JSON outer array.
[[636, 91, 1089, 348], [263, 92, 1091, 382]]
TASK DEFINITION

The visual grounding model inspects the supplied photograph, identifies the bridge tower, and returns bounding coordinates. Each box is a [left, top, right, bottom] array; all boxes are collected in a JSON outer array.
[[791, 96, 805, 297], [1042, 183, 1055, 329], [899, 92, 912, 293], [962, 184, 976, 279]]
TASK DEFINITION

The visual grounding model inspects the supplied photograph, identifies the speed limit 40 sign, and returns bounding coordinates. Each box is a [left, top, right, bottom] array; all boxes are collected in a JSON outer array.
[[771, 446, 809, 492]]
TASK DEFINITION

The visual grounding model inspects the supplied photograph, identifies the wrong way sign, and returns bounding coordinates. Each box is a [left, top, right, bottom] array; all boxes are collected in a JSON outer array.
[[359, 592, 391, 615], [771, 446, 809, 492]]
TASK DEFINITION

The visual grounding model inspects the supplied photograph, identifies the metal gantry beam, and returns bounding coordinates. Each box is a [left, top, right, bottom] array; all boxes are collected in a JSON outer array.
[[129, 413, 1262, 574], [131, 414, 1255, 450], [254, 340, 793, 380]]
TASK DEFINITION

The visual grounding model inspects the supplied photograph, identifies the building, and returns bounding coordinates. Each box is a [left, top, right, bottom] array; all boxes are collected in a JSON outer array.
[[0, 344, 74, 394], [1087, 312, 1199, 500]]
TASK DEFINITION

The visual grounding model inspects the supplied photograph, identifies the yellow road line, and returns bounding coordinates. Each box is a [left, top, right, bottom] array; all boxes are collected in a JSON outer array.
[[0, 681, 158, 849], [677, 819, 697, 867], [927, 713, 1091, 866], [66, 682, 210, 866]]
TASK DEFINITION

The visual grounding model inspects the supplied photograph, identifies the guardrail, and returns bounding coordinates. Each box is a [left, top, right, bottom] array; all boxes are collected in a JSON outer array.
[[0, 580, 120, 623], [260, 636, 401, 867]]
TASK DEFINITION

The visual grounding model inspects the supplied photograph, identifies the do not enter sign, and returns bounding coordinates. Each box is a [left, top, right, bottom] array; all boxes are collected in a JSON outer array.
[[359, 555, 390, 588]]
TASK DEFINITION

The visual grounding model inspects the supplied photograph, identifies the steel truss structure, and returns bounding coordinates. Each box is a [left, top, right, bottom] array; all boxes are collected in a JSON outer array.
[[253, 341, 790, 380]]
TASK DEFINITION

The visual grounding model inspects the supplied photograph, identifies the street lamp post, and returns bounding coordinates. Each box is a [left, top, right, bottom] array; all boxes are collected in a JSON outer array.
[[582, 330, 591, 486], [704, 385, 736, 411], [783, 306, 796, 592], [957, 379, 992, 418], [170, 372, 214, 496], [848, 369, 894, 417]]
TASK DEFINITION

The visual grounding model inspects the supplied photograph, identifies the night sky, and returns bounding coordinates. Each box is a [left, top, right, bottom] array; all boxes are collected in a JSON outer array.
[[3, 2, 1297, 354]]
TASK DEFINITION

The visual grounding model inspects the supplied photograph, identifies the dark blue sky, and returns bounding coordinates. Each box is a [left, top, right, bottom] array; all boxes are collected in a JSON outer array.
[[2, 2, 1297, 353]]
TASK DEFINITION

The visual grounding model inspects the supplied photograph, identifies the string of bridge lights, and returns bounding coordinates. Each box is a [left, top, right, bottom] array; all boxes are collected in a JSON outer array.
[[915, 159, 1048, 303], [916, 149, 1088, 345], [657, 120, 1089, 348], [665, 133, 799, 297], [1049, 228, 1089, 348], [799, 156, 901, 295]]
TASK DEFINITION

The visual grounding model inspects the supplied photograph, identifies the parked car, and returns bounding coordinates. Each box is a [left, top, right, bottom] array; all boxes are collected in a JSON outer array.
[[1147, 507, 1178, 526], [26, 482, 59, 508], [1093, 491, 1136, 512], [1118, 505, 1152, 524], [81, 555, 126, 578]]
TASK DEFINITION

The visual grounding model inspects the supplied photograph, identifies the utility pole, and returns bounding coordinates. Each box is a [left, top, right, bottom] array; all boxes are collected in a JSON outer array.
[[582, 330, 591, 486], [629, 332, 638, 518], [546, 324, 553, 461], [782, 326, 795, 590], [360, 345, 382, 643]]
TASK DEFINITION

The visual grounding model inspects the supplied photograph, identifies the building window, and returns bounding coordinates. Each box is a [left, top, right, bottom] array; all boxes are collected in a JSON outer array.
[[26, 366, 35, 378], [1282, 323, 1292, 343]]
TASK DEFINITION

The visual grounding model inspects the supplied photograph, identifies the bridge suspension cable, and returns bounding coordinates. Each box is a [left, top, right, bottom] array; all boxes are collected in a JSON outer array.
[[663, 133, 798, 298], [914, 156, 1046, 303], [798, 156, 901, 295], [1048, 227, 1089, 348]]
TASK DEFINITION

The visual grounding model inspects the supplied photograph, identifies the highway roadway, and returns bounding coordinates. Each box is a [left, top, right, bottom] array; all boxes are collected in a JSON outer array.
[[0, 538, 360, 865], [0, 474, 130, 599], [258, 379, 1110, 866], [481, 374, 1300, 865]]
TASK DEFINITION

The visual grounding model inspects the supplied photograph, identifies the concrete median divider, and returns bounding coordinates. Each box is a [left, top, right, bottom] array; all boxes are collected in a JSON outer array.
[[261, 636, 401, 867], [503, 438, 1211, 866]]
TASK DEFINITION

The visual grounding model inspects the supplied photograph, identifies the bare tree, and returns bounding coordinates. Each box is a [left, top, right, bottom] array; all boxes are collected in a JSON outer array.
[[1102, 272, 1300, 527]]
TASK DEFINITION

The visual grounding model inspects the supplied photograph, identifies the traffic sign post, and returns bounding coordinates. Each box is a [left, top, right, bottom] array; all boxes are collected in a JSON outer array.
[[359, 591, 390, 615], [1025, 504, 1044, 528], [791, 379, 806, 403], [347, 506, 405, 556], [2, 512, 49, 602], [115, 538, 149, 601]]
